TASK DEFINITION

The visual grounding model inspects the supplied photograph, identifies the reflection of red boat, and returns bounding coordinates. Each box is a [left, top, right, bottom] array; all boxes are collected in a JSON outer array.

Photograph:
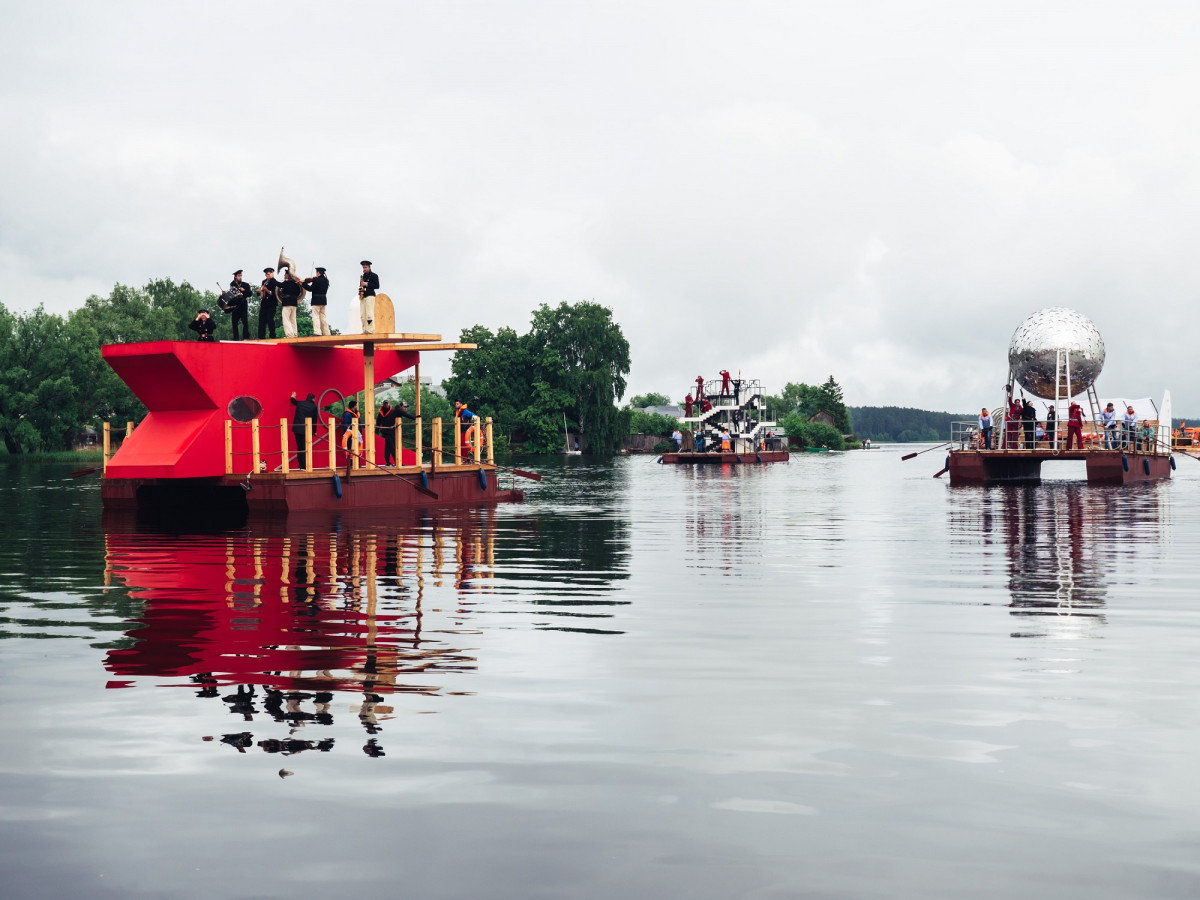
[[100, 333, 525, 513], [102, 509, 497, 696]]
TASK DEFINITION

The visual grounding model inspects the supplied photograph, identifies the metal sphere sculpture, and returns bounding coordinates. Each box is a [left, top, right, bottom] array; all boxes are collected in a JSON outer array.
[[1007, 308, 1105, 400]]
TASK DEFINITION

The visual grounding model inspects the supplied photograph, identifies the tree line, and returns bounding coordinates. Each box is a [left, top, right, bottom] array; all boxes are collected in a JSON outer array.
[[848, 406, 973, 442]]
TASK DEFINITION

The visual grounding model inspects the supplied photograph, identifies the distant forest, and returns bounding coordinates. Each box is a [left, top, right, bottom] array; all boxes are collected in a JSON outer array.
[[849, 406, 972, 442], [852, 406, 1198, 443]]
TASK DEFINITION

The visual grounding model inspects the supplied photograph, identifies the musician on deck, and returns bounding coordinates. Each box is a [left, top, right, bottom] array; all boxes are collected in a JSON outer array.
[[188, 309, 217, 341], [359, 260, 379, 334], [277, 268, 302, 339], [258, 267, 281, 339], [224, 270, 252, 341], [303, 267, 331, 336]]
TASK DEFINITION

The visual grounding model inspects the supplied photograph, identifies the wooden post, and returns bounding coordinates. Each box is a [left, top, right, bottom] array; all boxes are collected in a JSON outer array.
[[486, 417, 494, 464], [432, 417, 442, 469], [250, 420, 261, 473], [393, 420, 401, 467], [363, 344, 376, 467], [224, 420, 233, 474], [328, 417, 337, 469], [454, 416, 462, 466], [414, 360, 421, 417], [474, 418, 482, 462], [305, 420, 313, 472], [351, 428, 360, 470], [415, 417, 423, 468], [126, 421, 133, 438], [279, 418, 289, 475], [102, 421, 111, 473]]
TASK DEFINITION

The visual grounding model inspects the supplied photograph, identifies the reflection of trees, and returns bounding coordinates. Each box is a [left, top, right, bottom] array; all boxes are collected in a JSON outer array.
[[964, 484, 1168, 640]]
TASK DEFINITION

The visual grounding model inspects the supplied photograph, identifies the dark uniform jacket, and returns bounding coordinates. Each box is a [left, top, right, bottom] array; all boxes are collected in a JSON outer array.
[[290, 395, 319, 426], [306, 274, 329, 306], [189, 317, 217, 341], [260, 277, 280, 306], [360, 271, 379, 297], [278, 279, 302, 308]]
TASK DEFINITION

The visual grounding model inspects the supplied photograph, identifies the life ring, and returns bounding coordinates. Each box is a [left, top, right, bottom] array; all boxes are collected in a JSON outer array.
[[332, 472, 342, 499], [1121, 454, 1129, 472]]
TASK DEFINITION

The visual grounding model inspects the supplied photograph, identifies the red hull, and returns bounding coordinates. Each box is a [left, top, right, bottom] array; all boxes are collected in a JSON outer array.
[[101, 466, 523, 514]]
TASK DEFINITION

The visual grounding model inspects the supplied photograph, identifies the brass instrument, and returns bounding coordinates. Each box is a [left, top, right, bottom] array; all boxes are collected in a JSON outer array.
[[276, 247, 307, 303]]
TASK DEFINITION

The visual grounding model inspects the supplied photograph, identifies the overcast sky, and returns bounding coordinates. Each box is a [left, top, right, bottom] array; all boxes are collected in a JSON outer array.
[[2, 1, 1197, 412]]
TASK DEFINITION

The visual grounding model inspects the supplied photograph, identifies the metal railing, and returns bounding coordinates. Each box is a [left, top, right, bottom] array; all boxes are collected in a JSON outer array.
[[952, 419, 1168, 454]]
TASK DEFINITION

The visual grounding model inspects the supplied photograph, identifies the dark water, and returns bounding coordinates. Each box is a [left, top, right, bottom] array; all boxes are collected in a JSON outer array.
[[3, 450, 1200, 899]]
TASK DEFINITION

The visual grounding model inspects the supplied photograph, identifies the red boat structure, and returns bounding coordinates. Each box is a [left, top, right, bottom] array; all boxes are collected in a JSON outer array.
[[100, 333, 527, 514]]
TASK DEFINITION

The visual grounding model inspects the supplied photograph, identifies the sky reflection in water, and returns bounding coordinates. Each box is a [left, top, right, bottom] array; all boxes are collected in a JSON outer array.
[[2, 452, 1200, 899]]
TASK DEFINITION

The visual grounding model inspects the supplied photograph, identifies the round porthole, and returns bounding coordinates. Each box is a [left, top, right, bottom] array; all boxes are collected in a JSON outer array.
[[228, 396, 263, 422]]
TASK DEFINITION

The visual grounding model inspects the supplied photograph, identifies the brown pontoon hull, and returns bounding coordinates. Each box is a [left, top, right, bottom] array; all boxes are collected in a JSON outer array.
[[948, 449, 1172, 485]]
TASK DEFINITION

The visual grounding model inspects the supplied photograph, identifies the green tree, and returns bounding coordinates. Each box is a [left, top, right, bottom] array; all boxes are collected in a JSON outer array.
[[629, 392, 670, 408], [528, 301, 630, 454], [443, 324, 534, 441], [781, 413, 845, 451], [628, 410, 680, 435], [446, 302, 631, 454]]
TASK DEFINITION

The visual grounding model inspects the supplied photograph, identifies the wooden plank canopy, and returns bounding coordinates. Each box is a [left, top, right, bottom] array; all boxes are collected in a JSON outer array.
[[253, 332, 444, 346]]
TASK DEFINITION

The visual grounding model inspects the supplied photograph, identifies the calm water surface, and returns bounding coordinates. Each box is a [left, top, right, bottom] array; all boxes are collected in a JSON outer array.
[[3, 449, 1200, 898]]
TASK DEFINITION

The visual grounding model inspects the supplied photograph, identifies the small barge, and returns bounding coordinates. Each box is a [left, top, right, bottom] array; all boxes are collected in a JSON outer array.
[[661, 375, 789, 465]]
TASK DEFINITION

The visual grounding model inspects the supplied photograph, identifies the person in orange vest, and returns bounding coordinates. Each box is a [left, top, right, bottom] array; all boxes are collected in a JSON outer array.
[[340, 399, 361, 451], [460, 413, 478, 462]]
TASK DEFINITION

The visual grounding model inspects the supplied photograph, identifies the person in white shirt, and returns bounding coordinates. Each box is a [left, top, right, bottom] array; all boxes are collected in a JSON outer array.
[[1100, 403, 1118, 449], [1122, 405, 1138, 450]]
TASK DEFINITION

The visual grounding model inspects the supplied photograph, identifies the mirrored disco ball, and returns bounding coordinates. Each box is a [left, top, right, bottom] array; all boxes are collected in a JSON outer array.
[[1008, 308, 1105, 399]]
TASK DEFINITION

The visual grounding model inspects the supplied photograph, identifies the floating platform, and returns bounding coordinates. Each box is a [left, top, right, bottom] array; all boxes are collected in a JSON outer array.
[[660, 450, 789, 464], [948, 448, 1173, 485], [99, 335, 527, 515]]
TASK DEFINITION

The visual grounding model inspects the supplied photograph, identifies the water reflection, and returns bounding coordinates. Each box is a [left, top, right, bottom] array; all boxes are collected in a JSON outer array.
[[98, 505, 631, 756], [952, 482, 1170, 640]]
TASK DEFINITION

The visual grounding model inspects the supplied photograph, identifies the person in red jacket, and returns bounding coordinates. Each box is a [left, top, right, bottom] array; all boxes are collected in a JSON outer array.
[[1066, 401, 1084, 450], [695, 375, 705, 404], [719, 369, 731, 397], [684, 394, 693, 417]]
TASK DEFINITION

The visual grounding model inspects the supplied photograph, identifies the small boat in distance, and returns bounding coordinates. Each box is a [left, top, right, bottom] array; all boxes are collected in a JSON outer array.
[[564, 413, 581, 455]]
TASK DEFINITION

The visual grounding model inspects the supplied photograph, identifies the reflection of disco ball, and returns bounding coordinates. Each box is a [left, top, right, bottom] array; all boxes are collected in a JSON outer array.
[[1008, 308, 1105, 399]]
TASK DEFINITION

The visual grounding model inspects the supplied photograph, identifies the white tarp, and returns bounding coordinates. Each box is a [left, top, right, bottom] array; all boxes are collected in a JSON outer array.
[[1024, 397, 1159, 421], [1095, 397, 1159, 423]]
